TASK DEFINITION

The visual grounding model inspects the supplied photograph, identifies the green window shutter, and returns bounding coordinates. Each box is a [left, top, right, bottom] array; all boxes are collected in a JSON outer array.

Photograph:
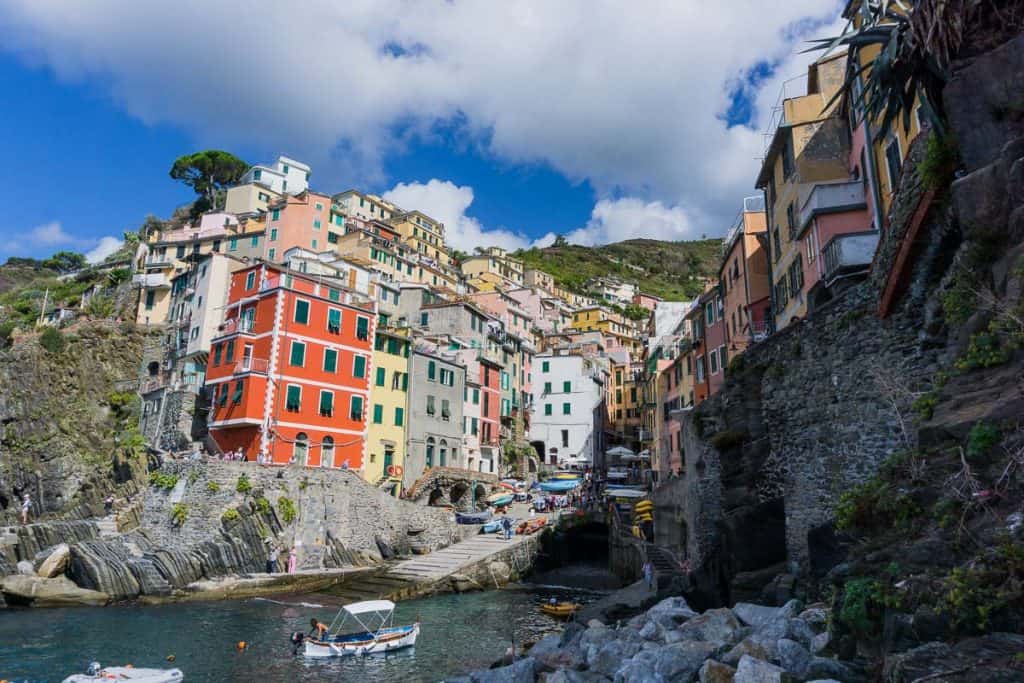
[[373, 404, 383, 424], [295, 300, 310, 324], [319, 391, 334, 416], [225, 340, 235, 363], [563, 381, 571, 392], [394, 407, 404, 426], [213, 344, 222, 366], [545, 404, 552, 416], [563, 403, 571, 415], [328, 288, 340, 302], [353, 355, 366, 378], [356, 316, 369, 340], [270, 228, 277, 241], [323, 348, 337, 373], [218, 384, 228, 406], [350, 396, 364, 420], [542, 361, 549, 372], [472, 417, 478, 435], [289, 342, 305, 366], [272, 209, 280, 221], [285, 385, 301, 411], [229, 238, 238, 251], [428, 361, 436, 381], [245, 271, 255, 289], [375, 367, 386, 386], [402, 373, 408, 391], [232, 380, 244, 405], [327, 309, 341, 333], [544, 382, 551, 394], [473, 388, 479, 404], [251, 236, 259, 247]]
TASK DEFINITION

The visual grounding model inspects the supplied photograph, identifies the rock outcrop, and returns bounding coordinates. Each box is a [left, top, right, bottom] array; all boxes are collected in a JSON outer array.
[[0, 574, 109, 607]]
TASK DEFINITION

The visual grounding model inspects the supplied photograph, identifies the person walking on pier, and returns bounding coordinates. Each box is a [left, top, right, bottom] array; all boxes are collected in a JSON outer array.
[[642, 560, 654, 591], [501, 515, 513, 541], [20, 494, 31, 525], [267, 545, 280, 573]]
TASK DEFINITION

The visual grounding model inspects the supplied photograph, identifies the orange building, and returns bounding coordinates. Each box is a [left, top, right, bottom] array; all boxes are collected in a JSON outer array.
[[263, 190, 337, 263], [204, 263, 377, 469]]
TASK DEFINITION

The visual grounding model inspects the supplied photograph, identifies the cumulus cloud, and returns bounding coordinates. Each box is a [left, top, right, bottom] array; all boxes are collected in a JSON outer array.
[[85, 236, 123, 263], [0, 1, 845, 242], [383, 179, 541, 252], [566, 198, 700, 246], [0, 220, 121, 262]]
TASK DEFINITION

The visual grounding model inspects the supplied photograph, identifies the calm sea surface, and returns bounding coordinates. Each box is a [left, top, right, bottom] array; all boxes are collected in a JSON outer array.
[[0, 564, 616, 683]]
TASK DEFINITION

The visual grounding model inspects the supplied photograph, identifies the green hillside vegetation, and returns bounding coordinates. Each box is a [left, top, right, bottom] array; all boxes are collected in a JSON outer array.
[[514, 238, 721, 301]]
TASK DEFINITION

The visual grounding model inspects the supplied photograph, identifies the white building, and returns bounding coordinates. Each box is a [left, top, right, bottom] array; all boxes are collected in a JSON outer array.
[[528, 353, 607, 467], [239, 155, 310, 196], [586, 276, 638, 306]]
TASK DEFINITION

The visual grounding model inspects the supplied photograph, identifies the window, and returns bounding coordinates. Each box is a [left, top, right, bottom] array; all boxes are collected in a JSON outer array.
[[232, 380, 244, 405], [271, 208, 280, 221], [270, 228, 278, 241], [705, 302, 715, 325], [394, 407, 404, 426], [225, 339, 235, 363], [350, 395, 364, 420], [563, 380, 571, 393], [313, 219, 322, 230], [289, 341, 305, 366], [356, 316, 369, 341], [251, 235, 259, 247], [543, 381, 551, 394], [176, 245, 186, 259], [229, 238, 238, 252], [319, 390, 334, 417], [245, 271, 256, 290], [144, 291, 155, 310], [352, 355, 366, 378], [324, 348, 337, 372], [217, 384, 228, 407], [542, 361, 550, 373], [782, 132, 795, 179], [311, 239, 318, 250], [472, 388, 480, 404], [372, 404, 383, 424], [439, 368, 454, 386], [253, 169, 262, 181], [885, 136, 903, 191], [630, 387, 637, 403], [616, 389, 623, 404], [441, 399, 451, 421], [709, 348, 719, 374], [426, 437, 435, 467], [420, 312, 428, 326], [427, 361, 436, 381], [285, 385, 301, 411], [788, 254, 804, 295], [327, 308, 341, 334], [268, 248, 276, 261], [471, 417, 478, 435], [375, 367, 386, 387], [213, 343, 222, 366], [696, 357, 706, 382], [561, 430, 569, 448], [294, 299, 310, 324], [426, 395, 436, 415], [562, 402, 571, 415], [545, 403, 552, 416]]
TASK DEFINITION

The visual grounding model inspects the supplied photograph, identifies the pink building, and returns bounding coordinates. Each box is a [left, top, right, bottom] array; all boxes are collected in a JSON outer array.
[[263, 190, 336, 263], [703, 290, 728, 397], [632, 292, 662, 312], [661, 355, 686, 476]]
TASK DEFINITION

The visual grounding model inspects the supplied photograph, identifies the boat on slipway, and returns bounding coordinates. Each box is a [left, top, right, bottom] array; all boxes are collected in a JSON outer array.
[[295, 600, 420, 658]]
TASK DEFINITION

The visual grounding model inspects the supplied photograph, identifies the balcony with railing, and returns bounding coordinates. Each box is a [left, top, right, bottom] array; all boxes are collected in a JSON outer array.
[[133, 272, 170, 288], [822, 231, 878, 283], [799, 182, 866, 233], [234, 357, 269, 374]]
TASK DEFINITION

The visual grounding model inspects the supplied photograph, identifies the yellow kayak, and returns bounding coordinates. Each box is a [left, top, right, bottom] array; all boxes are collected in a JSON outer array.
[[541, 602, 580, 618]]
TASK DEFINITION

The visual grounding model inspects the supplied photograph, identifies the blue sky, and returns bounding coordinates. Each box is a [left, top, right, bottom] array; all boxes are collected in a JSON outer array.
[[0, 2, 842, 261]]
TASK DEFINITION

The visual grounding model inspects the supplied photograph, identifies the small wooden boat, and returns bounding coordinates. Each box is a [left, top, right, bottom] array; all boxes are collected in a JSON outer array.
[[297, 600, 419, 658], [456, 510, 493, 525], [482, 517, 516, 533], [539, 480, 579, 493], [487, 492, 514, 507], [540, 602, 580, 619], [517, 517, 547, 535], [64, 664, 184, 683]]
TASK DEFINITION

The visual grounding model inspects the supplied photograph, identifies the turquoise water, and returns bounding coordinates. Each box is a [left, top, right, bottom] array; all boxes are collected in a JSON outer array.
[[0, 576, 611, 682]]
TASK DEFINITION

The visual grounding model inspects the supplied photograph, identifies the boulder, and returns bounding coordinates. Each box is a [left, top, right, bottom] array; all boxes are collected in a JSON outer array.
[[654, 641, 719, 680], [810, 632, 830, 655], [638, 620, 660, 641], [546, 670, 612, 683], [528, 634, 562, 660], [734, 655, 792, 683], [17, 560, 35, 575], [613, 661, 665, 683], [722, 634, 776, 666], [488, 561, 512, 585], [581, 625, 618, 652], [36, 543, 70, 578], [469, 656, 535, 683], [732, 602, 784, 629], [677, 607, 742, 648], [590, 640, 641, 677], [805, 656, 853, 682], [776, 639, 812, 678], [0, 574, 109, 607], [698, 659, 736, 683], [797, 605, 830, 633]]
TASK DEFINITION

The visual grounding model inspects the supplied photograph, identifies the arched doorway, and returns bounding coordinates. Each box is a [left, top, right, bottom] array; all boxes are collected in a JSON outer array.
[[293, 433, 309, 466], [426, 437, 436, 468], [439, 440, 448, 467], [473, 484, 487, 508], [321, 436, 334, 468], [450, 481, 470, 510]]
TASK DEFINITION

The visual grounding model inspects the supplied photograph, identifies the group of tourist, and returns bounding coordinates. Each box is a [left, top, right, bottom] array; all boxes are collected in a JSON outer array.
[[265, 542, 300, 574]]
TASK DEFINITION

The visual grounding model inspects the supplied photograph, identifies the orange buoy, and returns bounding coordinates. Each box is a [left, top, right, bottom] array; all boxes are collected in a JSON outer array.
[[166, 655, 175, 662], [237, 641, 247, 650]]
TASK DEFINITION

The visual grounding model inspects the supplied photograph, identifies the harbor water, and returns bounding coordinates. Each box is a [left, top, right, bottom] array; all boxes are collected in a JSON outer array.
[[0, 565, 616, 682]]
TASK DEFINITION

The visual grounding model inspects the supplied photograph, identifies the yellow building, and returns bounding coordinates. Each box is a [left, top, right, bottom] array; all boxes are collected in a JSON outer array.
[[755, 51, 851, 331], [465, 271, 505, 292], [366, 328, 411, 495], [331, 189, 402, 223], [224, 183, 281, 216], [388, 210, 452, 267], [460, 247, 525, 288], [607, 359, 642, 447], [571, 307, 632, 336]]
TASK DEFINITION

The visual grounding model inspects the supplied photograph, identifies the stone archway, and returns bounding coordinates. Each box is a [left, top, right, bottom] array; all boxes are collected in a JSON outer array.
[[428, 488, 447, 507], [449, 481, 471, 511]]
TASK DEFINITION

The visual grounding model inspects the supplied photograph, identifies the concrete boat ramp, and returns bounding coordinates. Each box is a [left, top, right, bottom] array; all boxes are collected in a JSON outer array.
[[325, 531, 544, 603]]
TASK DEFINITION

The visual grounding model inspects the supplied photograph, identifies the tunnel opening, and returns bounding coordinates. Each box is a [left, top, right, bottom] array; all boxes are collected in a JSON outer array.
[[529, 519, 622, 591]]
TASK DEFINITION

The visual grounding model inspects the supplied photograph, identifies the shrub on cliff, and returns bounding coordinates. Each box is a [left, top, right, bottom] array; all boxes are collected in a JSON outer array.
[[206, 481, 220, 493], [149, 472, 178, 490], [170, 503, 188, 527], [835, 478, 921, 531], [39, 326, 65, 353], [236, 474, 252, 494], [221, 508, 240, 524], [277, 497, 297, 523], [254, 497, 271, 515]]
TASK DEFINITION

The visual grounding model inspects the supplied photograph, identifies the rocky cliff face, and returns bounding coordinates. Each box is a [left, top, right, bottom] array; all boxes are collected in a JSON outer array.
[[0, 322, 156, 524]]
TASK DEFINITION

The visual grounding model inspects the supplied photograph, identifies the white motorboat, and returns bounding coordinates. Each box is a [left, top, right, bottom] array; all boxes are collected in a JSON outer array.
[[63, 662, 184, 683], [293, 599, 420, 658]]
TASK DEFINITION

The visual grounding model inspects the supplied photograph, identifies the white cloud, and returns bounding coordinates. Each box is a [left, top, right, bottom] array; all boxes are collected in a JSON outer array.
[[85, 235, 123, 263], [0, 1, 846, 241], [0, 220, 121, 262], [565, 198, 701, 246], [383, 179, 541, 252]]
